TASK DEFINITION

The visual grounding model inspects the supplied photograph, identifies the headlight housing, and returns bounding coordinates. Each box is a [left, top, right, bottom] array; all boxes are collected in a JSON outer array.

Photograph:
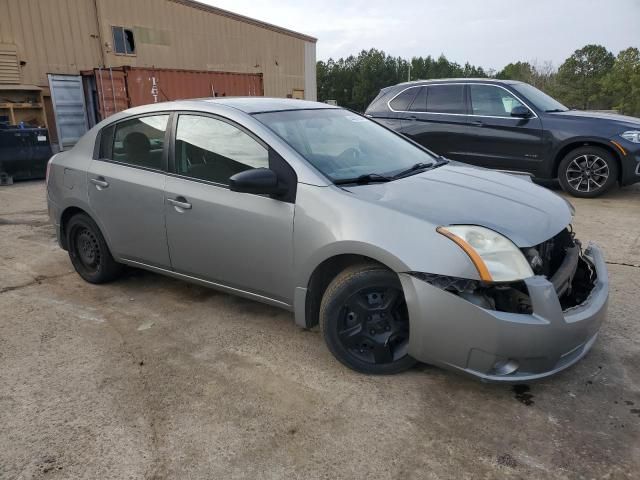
[[437, 225, 534, 282], [620, 131, 640, 143]]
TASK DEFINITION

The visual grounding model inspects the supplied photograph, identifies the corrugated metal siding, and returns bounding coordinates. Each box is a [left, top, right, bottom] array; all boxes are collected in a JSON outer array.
[[124, 67, 264, 106], [0, 43, 20, 83], [95, 0, 308, 98], [0, 0, 103, 86], [48, 74, 88, 149]]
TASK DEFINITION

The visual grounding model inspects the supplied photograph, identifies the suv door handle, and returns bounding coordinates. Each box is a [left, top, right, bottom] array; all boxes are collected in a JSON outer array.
[[470, 120, 484, 127], [167, 197, 192, 210], [407, 115, 418, 121], [90, 177, 109, 189]]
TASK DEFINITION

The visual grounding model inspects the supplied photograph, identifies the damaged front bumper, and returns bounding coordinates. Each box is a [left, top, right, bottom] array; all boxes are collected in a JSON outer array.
[[400, 242, 608, 382]]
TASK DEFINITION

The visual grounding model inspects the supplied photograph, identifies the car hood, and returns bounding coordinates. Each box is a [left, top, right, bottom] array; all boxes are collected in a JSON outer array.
[[549, 110, 640, 127], [343, 164, 572, 247]]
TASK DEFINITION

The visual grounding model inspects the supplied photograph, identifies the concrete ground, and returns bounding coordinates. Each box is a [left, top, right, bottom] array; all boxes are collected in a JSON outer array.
[[0, 181, 639, 480]]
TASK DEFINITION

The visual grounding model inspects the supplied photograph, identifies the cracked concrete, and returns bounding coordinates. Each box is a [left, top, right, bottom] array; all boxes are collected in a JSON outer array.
[[1, 180, 639, 479]]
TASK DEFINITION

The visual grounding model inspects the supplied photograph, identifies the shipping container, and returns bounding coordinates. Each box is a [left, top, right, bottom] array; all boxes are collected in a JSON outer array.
[[124, 67, 264, 106], [82, 66, 264, 123]]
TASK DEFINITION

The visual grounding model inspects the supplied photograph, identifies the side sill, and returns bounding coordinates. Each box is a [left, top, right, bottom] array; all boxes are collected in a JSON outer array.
[[120, 258, 293, 311]]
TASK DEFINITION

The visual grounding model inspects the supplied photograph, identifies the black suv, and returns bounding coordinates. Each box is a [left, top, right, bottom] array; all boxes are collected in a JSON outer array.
[[365, 79, 640, 197]]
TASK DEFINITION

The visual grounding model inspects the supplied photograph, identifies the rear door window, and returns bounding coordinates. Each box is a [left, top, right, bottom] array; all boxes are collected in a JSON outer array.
[[426, 85, 466, 114], [389, 88, 418, 111], [110, 115, 169, 170]]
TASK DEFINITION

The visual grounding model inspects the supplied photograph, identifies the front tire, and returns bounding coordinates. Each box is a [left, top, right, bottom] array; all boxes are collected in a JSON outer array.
[[320, 263, 417, 374], [66, 213, 122, 284], [558, 146, 618, 198]]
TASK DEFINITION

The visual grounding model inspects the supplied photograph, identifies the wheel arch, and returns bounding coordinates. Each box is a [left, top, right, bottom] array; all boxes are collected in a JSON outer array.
[[553, 140, 622, 181], [296, 253, 398, 329], [59, 205, 113, 254]]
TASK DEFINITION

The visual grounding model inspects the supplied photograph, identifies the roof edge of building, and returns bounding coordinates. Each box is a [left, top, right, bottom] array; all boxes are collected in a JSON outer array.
[[169, 0, 317, 43]]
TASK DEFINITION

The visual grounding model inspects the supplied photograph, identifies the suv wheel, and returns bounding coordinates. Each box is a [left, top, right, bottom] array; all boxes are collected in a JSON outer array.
[[66, 213, 122, 284], [558, 146, 618, 198], [320, 263, 417, 374]]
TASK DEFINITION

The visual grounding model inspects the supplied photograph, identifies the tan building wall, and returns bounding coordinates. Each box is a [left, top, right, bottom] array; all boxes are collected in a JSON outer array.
[[0, 0, 316, 99], [0, 0, 103, 88]]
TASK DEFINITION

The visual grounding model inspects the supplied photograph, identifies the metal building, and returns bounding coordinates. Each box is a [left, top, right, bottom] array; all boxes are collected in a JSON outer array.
[[0, 0, 317, 149]]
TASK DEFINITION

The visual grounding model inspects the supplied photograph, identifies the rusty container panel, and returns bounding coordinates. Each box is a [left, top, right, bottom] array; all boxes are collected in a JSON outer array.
[[124, 67, 264, 107], [94, 68, 128, 119]]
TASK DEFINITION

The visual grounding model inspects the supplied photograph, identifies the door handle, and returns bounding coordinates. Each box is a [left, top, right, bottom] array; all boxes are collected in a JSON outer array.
[[167, 197, 192, 210], [407, 115, 418, 121], [471, 120, 484, 127], [90, 177, 109, 189]]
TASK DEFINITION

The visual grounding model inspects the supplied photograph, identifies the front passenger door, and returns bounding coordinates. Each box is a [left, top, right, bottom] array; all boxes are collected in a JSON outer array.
[[164, 114, 295, 304], [467, 84, 543, 172]]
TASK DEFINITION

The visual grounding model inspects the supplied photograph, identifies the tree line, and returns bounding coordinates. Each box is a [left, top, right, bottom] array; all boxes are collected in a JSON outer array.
[[316, 45, 640, 116]]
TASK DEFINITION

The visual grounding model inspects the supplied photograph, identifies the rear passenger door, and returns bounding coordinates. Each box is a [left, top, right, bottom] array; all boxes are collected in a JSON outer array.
[[398, 84, 474, 161], [88, 113, 171, 267]]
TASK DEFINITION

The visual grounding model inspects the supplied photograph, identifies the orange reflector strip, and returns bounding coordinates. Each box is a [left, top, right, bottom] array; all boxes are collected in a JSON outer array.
[[436, 227, 493, 282], [611, 140, 627, 156]]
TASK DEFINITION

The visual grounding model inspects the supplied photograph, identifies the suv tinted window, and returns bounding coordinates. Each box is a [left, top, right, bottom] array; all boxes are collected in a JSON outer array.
[[409, 87, 428, 112], [426, 85, 465, 114], [175, 114, 269, 185], [109, 115, 169, 170], [389, 88, 418, 111], [470, 84, 524, 116]]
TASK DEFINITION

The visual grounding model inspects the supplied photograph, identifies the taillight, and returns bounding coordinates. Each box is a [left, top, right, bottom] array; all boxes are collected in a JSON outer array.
[[45, 156, 54, 186]]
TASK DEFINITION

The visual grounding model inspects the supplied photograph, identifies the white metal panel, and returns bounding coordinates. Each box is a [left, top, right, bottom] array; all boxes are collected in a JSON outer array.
[[48, 74, 89, 150]]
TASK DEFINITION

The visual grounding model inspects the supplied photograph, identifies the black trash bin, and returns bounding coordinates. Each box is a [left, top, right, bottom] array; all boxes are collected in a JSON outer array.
[[0, 123, 53, 181]]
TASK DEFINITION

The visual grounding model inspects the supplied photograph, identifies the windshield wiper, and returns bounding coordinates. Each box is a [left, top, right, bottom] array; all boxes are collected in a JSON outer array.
[[392, 159, 448, 179], [333, 173, 392, 185]]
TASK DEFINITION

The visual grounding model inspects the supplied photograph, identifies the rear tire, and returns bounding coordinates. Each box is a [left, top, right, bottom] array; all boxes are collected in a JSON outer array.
[[558, 146, 618, 198], [66, 213, 122, 284], [320, 263, 417, 374]]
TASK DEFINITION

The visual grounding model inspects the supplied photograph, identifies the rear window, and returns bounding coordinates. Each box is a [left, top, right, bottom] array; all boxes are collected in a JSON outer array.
[[409, 87, 428, 112], [426, 85, 466, 114], [389, 88, 418, 111]]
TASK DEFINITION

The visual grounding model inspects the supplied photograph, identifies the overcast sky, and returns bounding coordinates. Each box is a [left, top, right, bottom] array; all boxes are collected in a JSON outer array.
[[205, 0, 640, 71]]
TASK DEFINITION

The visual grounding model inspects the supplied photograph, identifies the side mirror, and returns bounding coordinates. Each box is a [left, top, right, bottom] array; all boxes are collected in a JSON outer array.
[[229, 168, 286, 196], [511, 105, 532, 118]]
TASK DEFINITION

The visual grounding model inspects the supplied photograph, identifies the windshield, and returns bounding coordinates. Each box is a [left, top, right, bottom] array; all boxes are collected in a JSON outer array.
[[512, 83, 569, 112], [253, 109, 437, 182]]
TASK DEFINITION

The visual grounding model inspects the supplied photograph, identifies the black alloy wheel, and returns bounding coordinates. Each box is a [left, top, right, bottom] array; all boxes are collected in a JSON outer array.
[[320, 264, 417, 374]]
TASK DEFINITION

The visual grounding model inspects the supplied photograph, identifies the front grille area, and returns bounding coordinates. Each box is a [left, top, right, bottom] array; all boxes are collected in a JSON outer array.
[[523, 228, 575, 278]]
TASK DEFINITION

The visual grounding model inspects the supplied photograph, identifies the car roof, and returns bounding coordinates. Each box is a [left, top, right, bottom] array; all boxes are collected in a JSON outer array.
[[201, 97, 337, 113], [393, 78, 524, 88]]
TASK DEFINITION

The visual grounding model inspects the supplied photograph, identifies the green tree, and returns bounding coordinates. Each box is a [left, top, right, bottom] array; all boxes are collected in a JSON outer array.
[[603, 47, 640, 116], [555, 44, 615, 109], [496, 61, 534, 82]]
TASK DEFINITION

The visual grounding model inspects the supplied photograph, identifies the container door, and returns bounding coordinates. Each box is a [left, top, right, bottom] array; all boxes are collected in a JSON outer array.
[[94, 68, 128, 120], [47, 74, 88, 150]]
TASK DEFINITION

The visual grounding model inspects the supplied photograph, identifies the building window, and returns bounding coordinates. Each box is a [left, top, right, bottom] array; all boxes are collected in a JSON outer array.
[[112, 26, 135, 55]]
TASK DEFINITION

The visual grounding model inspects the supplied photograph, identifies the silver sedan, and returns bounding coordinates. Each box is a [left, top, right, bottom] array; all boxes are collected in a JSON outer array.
[[46, 98, 608, 381]]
